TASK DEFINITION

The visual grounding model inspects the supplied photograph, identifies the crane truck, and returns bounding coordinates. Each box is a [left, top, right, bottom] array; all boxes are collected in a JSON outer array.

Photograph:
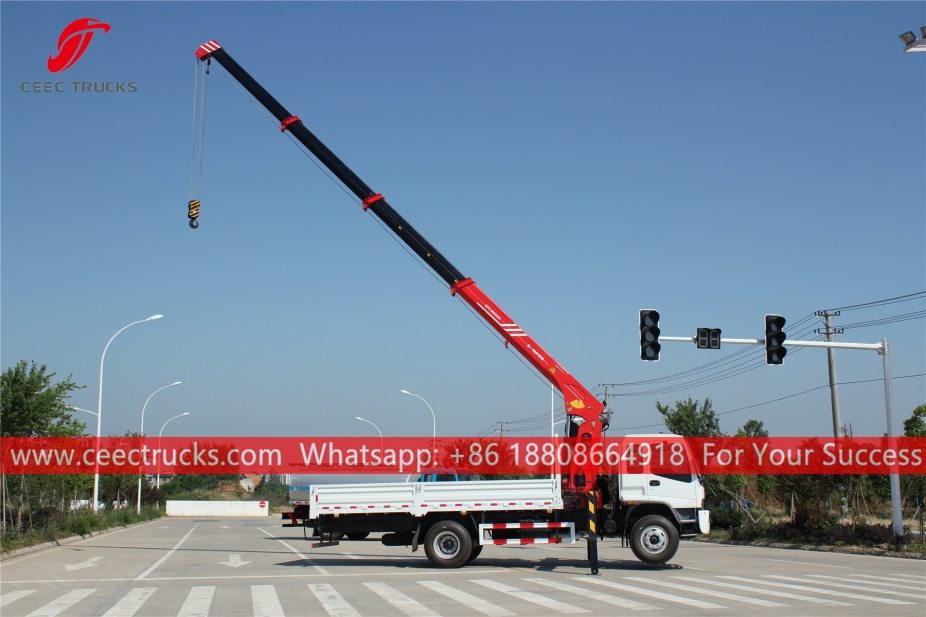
[[192, 39, 710, 570]]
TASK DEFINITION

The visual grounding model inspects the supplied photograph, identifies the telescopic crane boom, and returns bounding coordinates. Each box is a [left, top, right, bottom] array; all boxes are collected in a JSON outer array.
[[193, 40, 605, 484]]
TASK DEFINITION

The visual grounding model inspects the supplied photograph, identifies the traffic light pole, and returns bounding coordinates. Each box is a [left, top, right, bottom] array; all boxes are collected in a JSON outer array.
[[659, 335, 904, 540]]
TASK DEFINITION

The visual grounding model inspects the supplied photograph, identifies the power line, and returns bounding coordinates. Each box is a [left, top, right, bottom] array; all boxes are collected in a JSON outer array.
[[820, 291, 925, 313], [836, 310, 926, 330]]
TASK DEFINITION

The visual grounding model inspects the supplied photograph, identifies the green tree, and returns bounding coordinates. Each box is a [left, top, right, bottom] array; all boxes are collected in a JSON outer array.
[[656, 397, 720, 437], [736, 419, 769, 438], [903, 404, 926, 437], [1, 360, 86, 437]]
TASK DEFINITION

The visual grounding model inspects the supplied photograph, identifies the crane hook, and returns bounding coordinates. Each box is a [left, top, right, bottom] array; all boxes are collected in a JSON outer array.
[[188, 199, 201, 229]]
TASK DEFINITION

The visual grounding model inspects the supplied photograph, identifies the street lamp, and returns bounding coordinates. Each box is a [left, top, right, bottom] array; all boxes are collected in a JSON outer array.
[[356, 416, 384, 462], [68, 406, 98, 417], [157, 412, 189, 489], [400, 390, 436, 454], [138, 382, 182, 513], [93, 315, 162, 511]]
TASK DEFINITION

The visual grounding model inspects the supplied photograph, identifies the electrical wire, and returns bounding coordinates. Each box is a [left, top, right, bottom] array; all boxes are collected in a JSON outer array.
[[820, 291, 926, 313], [835, 310, 926, 330]]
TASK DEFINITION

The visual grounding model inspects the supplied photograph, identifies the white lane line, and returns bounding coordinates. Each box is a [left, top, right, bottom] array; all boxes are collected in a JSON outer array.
[[767, 575, 925, 600], [623, 576, 785, 608], [577, 577, 726, 609], [672, 576, 852, 606], [418, 580, 515, 616], [25, 588, 96, 617], [843, 574, 926, 589], [0, 569, 505, 584], [471, 580, 588, 614], [257, 527, 330, 576], [718, 576, 914, 605], [101, 588, 157, 617], [178, 586, 216, 617], [135, 527, 195, 579], [251, 585, 285, 617], [1, 590, 36, 607], [524, 577, 655, 610], [308, 583, 362, 617], [340, 552, 363, 560], [363, 582, 440, 617], [764, 558, 851, 569]]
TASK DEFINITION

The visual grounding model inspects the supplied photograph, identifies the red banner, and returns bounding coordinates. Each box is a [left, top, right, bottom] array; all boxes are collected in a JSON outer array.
[[1, 436, 923, 475]]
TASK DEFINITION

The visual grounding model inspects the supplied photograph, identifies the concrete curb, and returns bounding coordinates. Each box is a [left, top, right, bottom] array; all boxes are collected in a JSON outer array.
[[1, 517, 161, 561], [691, 536, 926, 559]]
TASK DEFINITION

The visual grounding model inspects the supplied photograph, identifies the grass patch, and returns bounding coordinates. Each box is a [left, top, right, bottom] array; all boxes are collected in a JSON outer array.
[[2, 506, 162, 554]]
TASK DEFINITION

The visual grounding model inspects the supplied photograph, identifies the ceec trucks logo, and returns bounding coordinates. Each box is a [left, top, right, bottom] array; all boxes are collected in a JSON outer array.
[[47, 18, 110, 72]]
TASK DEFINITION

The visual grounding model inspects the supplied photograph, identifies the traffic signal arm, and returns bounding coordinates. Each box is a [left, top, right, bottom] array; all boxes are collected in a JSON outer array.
[[660, 336, 883, 351]]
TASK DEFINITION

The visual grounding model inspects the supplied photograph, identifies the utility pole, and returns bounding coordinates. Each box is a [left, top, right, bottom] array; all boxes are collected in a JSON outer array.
[[498, 422, 506, 439], [815, 311, 844, 438]]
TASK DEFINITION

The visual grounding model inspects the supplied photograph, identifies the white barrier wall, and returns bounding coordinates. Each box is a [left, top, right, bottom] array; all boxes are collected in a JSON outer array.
[[166, 500, 270, 517]]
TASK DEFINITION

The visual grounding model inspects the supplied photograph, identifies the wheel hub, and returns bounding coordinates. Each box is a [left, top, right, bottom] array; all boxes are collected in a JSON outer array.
[[640, 525, 668, 554], [434, 530, 460, 559]]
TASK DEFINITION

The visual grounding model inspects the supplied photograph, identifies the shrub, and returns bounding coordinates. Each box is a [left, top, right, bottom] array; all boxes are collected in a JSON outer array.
[[709, 506, 745, 530]]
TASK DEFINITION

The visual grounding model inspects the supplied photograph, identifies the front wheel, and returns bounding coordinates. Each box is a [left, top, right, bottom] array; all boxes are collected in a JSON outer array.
[[629, 515, 679, 565], [423, 521, 472, 568]]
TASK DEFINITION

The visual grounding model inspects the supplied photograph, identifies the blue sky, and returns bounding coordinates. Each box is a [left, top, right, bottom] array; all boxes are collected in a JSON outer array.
[[2, 2, 923, 441]]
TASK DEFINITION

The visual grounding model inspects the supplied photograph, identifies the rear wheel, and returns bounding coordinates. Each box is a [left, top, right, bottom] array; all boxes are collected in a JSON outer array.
[[630, 515, 679, 565], [423, 521, 472, 568], [346, 531, 370, 540], [467, 543, 483, 563]]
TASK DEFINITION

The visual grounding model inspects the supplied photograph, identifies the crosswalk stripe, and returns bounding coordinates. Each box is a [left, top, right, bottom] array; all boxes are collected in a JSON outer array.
[[832, 575, 926, 592], [252, 585, 286, 617], [178, 586, 215, 617], [102, 588, 157, 617], [308, 584, 361, 617], [576, 577, 726, 609], [892, 573, 926, 581], [809, 574, 926, 600], [25, 589, 96, 617], [768, 575, 925, 600], [363, 582, 439, 617], [471, 580, 588, 614], [523, 577, 655, 610], [671, 576, 852, 606], [417, 581, 514, 616], [848, 573, 926, 589], [718, 576, 914, 605], [623, 576, 785, 607], [1, 590, 36, 607]]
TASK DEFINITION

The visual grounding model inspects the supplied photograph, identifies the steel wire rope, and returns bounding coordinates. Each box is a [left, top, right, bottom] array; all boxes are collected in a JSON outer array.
[[189, 59, 200, 201], [195, 60, 210, 202]]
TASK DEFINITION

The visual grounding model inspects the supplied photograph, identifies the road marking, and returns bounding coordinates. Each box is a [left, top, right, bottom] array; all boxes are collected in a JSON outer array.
[[135, 527, 195, 579], [101, 588, 156, 617], [472, 580, 588, 614], [364, 582, 439, 617], [719, 576, 914, 605], [764, 558, 851, 569], [845, 574, 926, 589], [0, 569, 506, 584], [682, 566, 707, 571], [1, 590, 36, 607], [219, 554, 252, 568], [257, 527, 329, 575], [524, 577, 654, 610], [671, 576, 852, 606], [65, 555, 104, 571], [25, 589, 96, 617], [577, 577, 726, 609], [340, 552, 363, 560], [623, 575, 786, 607], [308, 583, 361, 617], [251, 585, 285, 617], [892, 573, 926, 581], [767, 575, 925, 600], [178, 586, 215, 617], [418, 580, 515, 616]]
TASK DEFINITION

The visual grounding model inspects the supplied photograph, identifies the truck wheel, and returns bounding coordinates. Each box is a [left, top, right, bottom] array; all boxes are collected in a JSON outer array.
[[466, 544, 483, 563], [346, 532, 370, 540], [630, 515, 679, 565], [423, 521, 472, 568]]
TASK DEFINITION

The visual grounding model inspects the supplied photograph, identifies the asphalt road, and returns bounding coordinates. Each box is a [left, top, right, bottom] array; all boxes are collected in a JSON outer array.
[[1, 517, 923, 616]]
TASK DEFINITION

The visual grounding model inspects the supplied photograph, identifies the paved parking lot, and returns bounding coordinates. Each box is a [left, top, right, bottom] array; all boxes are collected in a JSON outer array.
[[1, 517, 923, 616]]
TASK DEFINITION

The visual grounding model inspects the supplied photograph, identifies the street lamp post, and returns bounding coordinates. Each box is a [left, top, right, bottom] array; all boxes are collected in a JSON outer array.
[[400, 390, 436, 455], [355, 416, 384, 459], [93, 315, 162, 511], [157, 413, 189, 489], [138, 382, 181, 513]]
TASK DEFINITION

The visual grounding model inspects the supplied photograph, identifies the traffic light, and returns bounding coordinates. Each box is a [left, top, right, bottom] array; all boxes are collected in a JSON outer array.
[[764, 315, 787, 365], [640, 309, 661, 361], [697, 328, 721, 349]]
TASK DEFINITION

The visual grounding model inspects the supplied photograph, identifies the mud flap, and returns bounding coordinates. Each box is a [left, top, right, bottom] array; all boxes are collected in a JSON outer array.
[[411, 522, 422, 553]]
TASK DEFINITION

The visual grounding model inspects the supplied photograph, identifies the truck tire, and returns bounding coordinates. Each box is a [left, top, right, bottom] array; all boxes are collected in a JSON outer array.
[[630, 515, 679, 565], [423, 521, 472, 568], [346, 532, 370, 540], [466, 544, 483, 563]]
